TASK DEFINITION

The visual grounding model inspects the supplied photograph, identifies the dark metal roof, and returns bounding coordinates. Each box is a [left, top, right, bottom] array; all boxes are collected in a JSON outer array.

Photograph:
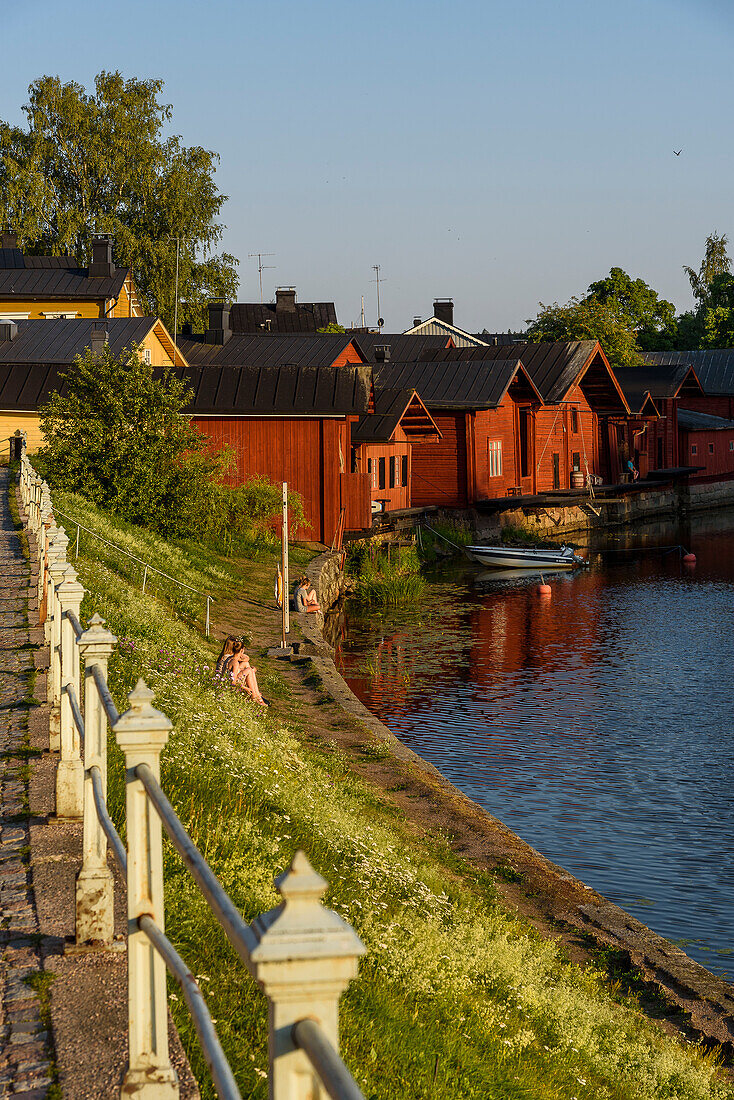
[[352, 388, 414, 443], [677, 408, 734, 432], [374, 357, 533, 409], [180, 362, 371, 416], [420, 341, 599, 404], [178, 333, 362, 369], [0, 318, 159, 410], [0, 249, 127, 300], [353, 334, 452, 362], [614, 364, 702, 412], [642, 350, 734, 396], [229, 301, 337, 334], [0, 318, 155, 364]]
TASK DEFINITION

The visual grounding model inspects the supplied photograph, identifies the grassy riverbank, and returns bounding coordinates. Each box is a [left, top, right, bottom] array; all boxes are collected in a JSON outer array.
[[52, 487, 733, 1100]]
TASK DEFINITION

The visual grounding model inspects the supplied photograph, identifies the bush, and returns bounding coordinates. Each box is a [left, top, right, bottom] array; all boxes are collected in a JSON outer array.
[[39, 342, 306, 543], [347, 542, 425, 606]]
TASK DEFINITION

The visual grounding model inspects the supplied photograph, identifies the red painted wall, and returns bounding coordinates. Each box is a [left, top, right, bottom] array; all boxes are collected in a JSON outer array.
[[193, 416, 370, 543], [680, 428, 734, 481], [471, 401, 520, 498], [410, 412, 468, 507]]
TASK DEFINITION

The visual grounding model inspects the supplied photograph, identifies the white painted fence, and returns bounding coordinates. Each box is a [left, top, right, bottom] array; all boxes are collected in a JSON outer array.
[[17, 450, 366, 1100]]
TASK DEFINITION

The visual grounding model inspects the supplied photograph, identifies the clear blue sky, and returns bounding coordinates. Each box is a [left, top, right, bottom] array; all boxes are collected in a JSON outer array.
[[2, 0, 733, 331]]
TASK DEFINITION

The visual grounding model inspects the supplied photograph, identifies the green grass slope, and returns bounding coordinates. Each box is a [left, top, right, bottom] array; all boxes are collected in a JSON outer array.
[[51, 488, 733, 1100]]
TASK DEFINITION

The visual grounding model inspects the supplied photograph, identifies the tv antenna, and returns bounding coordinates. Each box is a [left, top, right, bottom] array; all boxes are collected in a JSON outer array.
[[249, 252, 276, 303], [372, 264, 386, 330]]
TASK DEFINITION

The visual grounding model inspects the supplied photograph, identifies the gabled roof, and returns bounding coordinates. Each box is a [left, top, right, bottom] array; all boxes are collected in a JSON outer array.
[[229, 301, 337, 334], [179, 362, 371, 417], [614, 364, 703, 412], [677, 408, 734, 432], [421, 340, 629, 412], [352, 388, 441, 444], [354, 334, 453, 362], [0, 251, 127, 301], [178, 333, 365, 369], [0, 317, 174, 410], [402, 316, 488, 347], [642, 351, 734, 396], [374, 357, 542, 409], [0, 318, 157, 364]]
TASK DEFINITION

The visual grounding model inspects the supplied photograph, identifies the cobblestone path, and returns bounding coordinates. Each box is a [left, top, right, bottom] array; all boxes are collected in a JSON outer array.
[[0, 470, 52, 1098]]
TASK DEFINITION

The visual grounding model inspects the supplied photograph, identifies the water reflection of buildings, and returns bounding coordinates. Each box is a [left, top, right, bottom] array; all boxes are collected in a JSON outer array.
[[467, 572, 608, 699]]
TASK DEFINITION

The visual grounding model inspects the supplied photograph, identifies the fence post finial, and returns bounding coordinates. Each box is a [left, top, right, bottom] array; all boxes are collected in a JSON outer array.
[[250, 849, 366, 1097], [76, 612, 117, 946], [56, 564, 85, 819], [114, 679, 179, 1098]]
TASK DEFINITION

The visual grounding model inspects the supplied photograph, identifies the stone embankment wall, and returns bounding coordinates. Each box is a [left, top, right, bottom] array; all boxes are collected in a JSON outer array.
[[686, 478, 734, 511]]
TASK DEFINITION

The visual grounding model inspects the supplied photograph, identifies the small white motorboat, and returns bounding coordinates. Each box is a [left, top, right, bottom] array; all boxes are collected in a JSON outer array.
[[464, 543, 587, 570]]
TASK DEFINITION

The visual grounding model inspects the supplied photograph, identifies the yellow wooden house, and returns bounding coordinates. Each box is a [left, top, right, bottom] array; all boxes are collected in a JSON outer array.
[[0, 316, 184, 451], [0, 232, 142, 321]]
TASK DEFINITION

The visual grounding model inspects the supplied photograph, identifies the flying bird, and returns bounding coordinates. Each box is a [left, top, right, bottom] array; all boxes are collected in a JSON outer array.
[[673, 148, 682, 156]]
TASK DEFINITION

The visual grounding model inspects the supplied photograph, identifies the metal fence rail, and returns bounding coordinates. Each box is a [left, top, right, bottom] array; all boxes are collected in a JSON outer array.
[[17, 449, 367, 1100]]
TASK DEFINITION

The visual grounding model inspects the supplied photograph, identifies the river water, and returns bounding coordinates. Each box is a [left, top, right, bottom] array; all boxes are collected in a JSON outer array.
[[335, 512, 734, 977]]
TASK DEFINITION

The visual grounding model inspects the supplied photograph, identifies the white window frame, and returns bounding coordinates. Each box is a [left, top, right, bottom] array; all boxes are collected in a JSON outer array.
[[0, 312, 29, 321], [488, 440, 503, 478], [42, 311, 78, 320], [143, 348, 152, 365], [691, 444, 697, 456]]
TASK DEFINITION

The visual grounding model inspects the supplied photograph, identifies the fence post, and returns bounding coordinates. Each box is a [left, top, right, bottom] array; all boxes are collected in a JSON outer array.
[[56, 564, 85, 819], [47, 533, 69, 752], [250, 850, 366, 1099], [76, 613, 117, 945], [114, 680, 179, 1099]]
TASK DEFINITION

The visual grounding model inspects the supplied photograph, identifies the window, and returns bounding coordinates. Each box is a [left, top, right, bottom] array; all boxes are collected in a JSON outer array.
[[552, 453, 560, 490], [351, 447, 358, 473], [389, 456, 397, 488], [572, 451, 581, 472], [730, 441, 734, 452], [401, 454, 408, 486], [42, 312, 77, 320], [367, 458, 376, 488], [0, 313, 29, 322], [691, 445, 697, 456], [571, 408, 578, 433], [378, 457, 386, 490], [488, 440, 503, 477], [143, 348, 152, 365], [709, 443, 715, 455]]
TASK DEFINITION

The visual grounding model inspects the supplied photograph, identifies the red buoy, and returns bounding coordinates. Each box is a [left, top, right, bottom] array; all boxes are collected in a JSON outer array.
[[538, 583, 552, 596], [683, 552, 696, 564]]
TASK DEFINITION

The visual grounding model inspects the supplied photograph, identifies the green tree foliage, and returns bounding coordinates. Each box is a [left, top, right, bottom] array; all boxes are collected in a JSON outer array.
[[317, 323, 347, 333], [39, 343, 305, 540], [0, 72, 238, 331], [525, 296, 642, 368], [684, 232, 731, 306], [586, 267, 677, 350]]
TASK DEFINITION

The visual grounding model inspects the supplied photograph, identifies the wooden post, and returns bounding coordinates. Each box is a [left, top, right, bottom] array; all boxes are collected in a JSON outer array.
[[250, 851, 365, 1100], [281, 482, 289, 648], [114, 680, 179, 1098], [76, 613, 117, 945], [56, 564, 85, 819]]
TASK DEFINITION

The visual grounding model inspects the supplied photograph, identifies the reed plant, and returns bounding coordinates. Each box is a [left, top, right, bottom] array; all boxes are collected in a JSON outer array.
[[347, 542, 426, 606], [61, 496, 733, 1100]]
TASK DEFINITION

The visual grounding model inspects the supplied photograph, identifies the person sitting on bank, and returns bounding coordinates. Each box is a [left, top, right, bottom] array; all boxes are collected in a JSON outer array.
[[294, 575, 309, 613], [229, 640, 268, 706], [214, 635, 238, 678], [626, 458, 639, 482], [302, 579, 320, 613]]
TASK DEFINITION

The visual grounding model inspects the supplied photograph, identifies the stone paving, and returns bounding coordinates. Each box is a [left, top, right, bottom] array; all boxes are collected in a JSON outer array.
[[0, 469, 53, 1098]]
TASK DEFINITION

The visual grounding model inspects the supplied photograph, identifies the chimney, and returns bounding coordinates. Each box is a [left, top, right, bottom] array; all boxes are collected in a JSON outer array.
[[374, 345, 391, 362], [433, 298, 454, 326], [275, 286, 297, 313], [181, 322, 193, 337], [206, 299, 232, 344], [89, 235, 115, 278], [89, 321, 108, 356], [412, 316, 422, 328], [0, 321, 18, 342], [1, 232, 17, 250]]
